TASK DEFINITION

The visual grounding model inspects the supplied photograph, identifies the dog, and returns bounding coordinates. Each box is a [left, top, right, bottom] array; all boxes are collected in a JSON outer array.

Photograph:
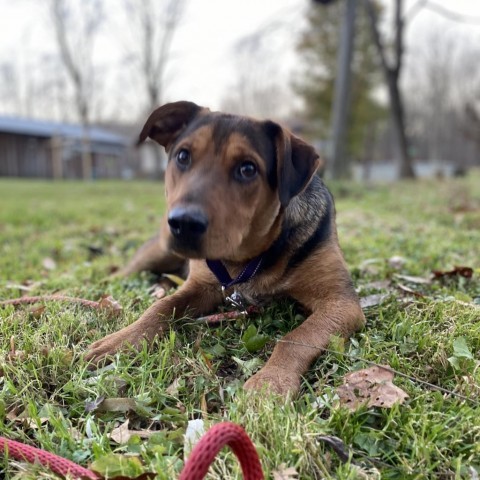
[[85, 101, 365, 395]]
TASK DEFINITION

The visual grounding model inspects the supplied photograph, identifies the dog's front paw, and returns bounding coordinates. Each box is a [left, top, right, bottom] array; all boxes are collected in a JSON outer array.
[[243, 366, 301, 396], [84, 326, 150, 365]]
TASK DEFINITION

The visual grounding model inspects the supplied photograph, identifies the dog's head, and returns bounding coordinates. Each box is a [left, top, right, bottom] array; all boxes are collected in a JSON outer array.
[[138, 101, 320, 261]]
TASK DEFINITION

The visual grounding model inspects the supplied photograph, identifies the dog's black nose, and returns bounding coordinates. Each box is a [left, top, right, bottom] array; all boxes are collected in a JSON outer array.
[[168, 206, 209, 239]]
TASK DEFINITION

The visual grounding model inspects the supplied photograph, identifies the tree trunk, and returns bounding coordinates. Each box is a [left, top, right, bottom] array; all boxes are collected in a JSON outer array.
[[387, 71, 415, 178], [364, 0, 416, 179], [330, 0, 357, 179]]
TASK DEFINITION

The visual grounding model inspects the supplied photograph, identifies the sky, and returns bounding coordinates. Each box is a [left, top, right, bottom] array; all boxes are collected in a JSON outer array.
[[0, 0, 479, 123]]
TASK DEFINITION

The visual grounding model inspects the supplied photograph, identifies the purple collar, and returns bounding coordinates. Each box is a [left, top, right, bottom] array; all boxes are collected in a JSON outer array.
[[206, 255, 263, 289]]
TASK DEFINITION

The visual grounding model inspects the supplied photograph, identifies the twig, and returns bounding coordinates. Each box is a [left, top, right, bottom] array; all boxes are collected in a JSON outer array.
[[0, 295, 99, 308], [196, 306, 261, 325], [0, 295, 123, 317]]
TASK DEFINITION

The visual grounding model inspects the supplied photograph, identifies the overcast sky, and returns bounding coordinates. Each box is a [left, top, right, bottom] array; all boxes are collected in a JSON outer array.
[[0, 0, 479, 122]]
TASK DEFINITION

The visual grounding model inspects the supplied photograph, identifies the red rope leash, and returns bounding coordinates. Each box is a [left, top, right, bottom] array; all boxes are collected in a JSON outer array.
[[0, 422, 263, 479], [180, 422, 264, 480], [0, 437, 99, 479]]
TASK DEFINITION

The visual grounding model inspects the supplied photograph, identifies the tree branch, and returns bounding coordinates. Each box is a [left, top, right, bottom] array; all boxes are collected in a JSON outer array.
[[394, 0, 404, 75], [363, 0, 391, 74]]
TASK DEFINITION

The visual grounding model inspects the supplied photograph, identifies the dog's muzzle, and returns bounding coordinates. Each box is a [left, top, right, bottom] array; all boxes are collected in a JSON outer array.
[[168, 206, 209, 250]]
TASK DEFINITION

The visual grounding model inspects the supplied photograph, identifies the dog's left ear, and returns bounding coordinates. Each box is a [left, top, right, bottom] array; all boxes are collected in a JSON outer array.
[[265, 121, 321, 207]]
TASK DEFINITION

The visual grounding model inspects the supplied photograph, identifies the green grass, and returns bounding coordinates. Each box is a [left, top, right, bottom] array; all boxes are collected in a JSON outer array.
[[1, 174, 479, 479]]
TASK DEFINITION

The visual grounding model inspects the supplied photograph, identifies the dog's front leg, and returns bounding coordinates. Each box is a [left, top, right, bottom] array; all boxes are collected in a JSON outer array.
[[244, 297, 365, 396], [85, 277, 223, 364]]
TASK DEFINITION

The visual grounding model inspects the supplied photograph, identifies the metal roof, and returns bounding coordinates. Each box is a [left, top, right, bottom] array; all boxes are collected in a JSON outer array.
[[0, 115, 130, 146]]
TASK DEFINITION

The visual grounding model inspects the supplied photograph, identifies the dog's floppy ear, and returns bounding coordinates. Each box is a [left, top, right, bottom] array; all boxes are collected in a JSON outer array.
[[265, 121, 321, 207], [138, 101, 203, 150]]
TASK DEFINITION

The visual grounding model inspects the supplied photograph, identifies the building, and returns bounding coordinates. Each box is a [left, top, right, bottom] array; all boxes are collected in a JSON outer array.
[[0, 115, 132, 179]]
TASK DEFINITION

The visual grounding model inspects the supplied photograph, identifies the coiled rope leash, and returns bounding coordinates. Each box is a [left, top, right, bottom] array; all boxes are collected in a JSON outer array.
[[0, 421, 264, 479], [179, 422, 263, 480], [0, 436, 98, 479]]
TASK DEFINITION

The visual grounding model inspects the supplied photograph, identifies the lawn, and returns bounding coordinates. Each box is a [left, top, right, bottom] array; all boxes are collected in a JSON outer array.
[[1, 174, 479, 479]]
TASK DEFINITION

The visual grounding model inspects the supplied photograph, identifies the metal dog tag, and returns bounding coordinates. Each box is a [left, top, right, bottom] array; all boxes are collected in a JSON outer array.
[[222, 287, 247, 310]]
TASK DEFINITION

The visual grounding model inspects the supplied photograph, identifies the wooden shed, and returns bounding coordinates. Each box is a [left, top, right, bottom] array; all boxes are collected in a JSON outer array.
[[0, 116, 131, 179]]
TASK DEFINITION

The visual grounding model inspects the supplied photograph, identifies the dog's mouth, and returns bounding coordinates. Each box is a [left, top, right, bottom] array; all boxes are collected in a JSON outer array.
[[168, 237, 205, 259]]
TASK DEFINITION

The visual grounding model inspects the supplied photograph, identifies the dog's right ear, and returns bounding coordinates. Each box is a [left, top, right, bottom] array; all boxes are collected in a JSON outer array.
[[137, 101, 203, 150]]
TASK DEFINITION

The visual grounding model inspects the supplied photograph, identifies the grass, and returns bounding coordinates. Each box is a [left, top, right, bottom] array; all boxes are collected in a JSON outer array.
[[0, 173, 479, 479]]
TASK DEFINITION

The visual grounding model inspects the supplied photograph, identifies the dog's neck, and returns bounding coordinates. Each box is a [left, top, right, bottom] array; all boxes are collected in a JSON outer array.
[[206, 255, 264, 289]]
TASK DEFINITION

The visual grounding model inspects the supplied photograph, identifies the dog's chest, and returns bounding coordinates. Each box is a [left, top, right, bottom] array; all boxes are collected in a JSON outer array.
[[231, 275, 287, 307]]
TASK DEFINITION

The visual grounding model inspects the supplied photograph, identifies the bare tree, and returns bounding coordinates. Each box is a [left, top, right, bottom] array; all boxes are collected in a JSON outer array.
[[51, 0, 103, 179], [122, 0, 186, 111], [403, 25, 480, 174], [220, 42, 289, 119], [0, 62, 22, 115], [364, 0, 415, 178], [119, 0, 186, 177]]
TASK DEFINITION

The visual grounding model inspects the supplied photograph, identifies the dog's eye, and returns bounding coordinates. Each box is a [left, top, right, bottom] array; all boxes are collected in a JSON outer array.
[[235, 161, 258, 182], [176, 149, 191, 170]]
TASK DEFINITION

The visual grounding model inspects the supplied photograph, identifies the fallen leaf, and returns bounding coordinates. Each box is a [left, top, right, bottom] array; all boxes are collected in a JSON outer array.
[[359, 258, 382, 276], [388, 256, 407, 270], [110, 419, 132, 444], [5, 282, 34, 292], [85, 396, 106, 413], [394, 274, 431, 284], [42, 257, 57, 270], [272, 464, 299, 479], [68, 426, 84, 441], [336, 365, 408, 411], [12, 410, 49, 429], [433, 266, 473, 279], [360, 294, 390, 309], [165, 378, 182, 396], [6, 350, 26, 362], [28, 305, 46, 319], [162, 273, 185, 287], [396, 283, 425, 297], [97, 397, 137, 413], [97, 295, 123, 318]]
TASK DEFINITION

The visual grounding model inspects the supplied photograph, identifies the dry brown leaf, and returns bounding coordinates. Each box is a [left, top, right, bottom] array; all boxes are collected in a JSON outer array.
[[13, 411, 49, 429], [396, 283, 425, 297], [336, 365, 408, 411], [97, 295, 123, 318], [273, 463, 299, 480], [28, 305, 46, 319], [110, 419, 132, 444], [97, 398, 137, 413], [433, 266, 474, 280]]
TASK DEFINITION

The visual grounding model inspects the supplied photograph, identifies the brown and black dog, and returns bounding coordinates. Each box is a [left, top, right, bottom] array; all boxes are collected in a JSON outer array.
[[86, 101, 365, 395]]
